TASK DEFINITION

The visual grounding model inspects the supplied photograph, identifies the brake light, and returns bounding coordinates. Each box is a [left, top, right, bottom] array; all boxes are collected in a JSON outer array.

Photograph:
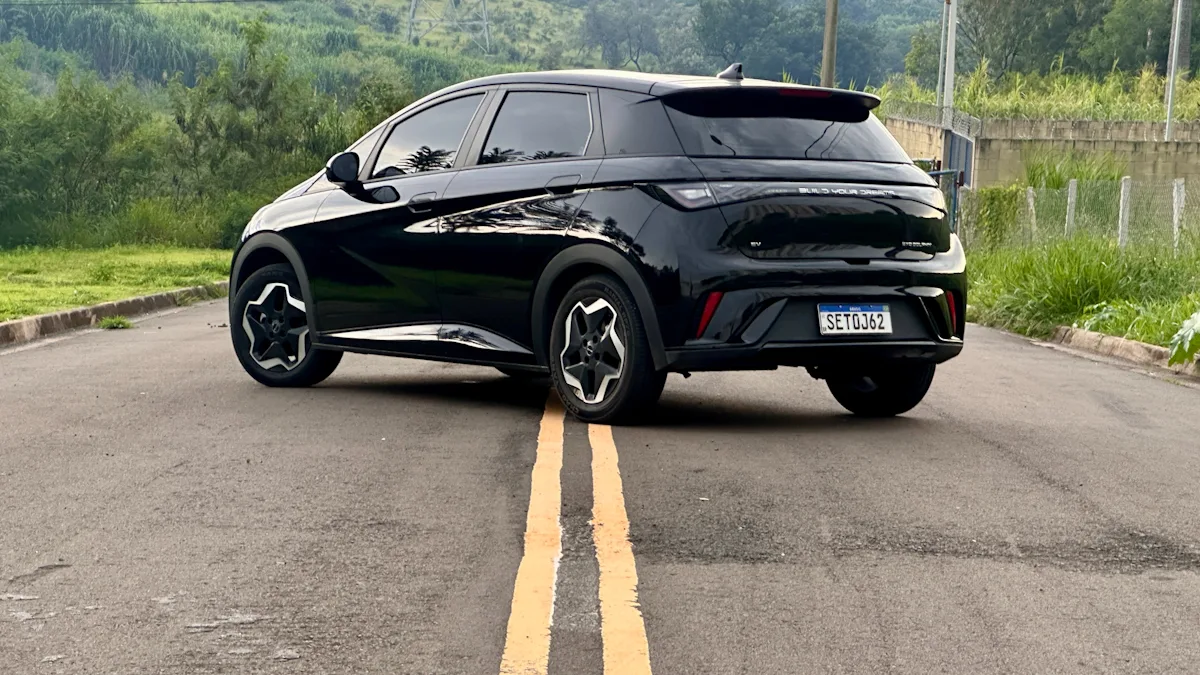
[[696, 292, 725, 339], [946, 291, 959, 335]]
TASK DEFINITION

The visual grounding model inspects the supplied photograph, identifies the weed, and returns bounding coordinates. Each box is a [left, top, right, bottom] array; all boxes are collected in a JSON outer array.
[[99, 316, 134, 329]]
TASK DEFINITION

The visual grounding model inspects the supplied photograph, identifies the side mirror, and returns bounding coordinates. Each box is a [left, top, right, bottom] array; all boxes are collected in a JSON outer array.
[[325, 152, 361, 187]]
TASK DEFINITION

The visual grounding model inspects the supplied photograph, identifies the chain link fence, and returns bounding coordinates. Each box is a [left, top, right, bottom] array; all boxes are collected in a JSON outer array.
[[958, 177, 1198, 253], [878, 100, 984, 140]]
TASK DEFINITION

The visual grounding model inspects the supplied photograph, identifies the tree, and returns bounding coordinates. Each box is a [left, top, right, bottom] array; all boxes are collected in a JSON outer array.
[[694, 0, 788, 65], [1081, 0, 1174, 74], [583, 0, 662, 71], [904, 21, 941, 88], [959, 0, 1045, 76]]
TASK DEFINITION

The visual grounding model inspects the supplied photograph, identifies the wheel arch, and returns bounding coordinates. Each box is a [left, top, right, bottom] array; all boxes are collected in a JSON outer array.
[[229, 233, 317, 333], [532, 243, 667, 371]]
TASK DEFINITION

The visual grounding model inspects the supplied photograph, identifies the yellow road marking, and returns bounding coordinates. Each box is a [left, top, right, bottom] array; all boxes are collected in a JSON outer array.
[[590, 423, 653, 675], [499, 393, 565, 675]]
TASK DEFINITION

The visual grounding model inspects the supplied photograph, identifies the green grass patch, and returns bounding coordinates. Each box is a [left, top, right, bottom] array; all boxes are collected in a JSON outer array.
[[968, 236, 1200, 349], [99, 315, 134, 330], [0, 246, 229, 321]]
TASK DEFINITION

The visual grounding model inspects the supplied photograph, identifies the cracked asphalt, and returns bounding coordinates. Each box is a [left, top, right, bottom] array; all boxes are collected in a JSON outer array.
[[2, 300, 1200, 674]]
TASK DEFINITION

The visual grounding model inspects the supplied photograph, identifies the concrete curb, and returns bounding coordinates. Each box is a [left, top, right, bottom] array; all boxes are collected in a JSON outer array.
[[0, 281, 228, 348], [1051, 325, 1200, 377]]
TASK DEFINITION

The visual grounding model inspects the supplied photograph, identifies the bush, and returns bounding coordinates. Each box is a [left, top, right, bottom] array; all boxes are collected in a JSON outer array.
[[965, 185, 1024, 248], [968, 235, 1200, 340]]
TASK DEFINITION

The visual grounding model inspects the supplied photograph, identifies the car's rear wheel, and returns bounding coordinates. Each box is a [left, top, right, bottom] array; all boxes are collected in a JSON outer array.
[[549, 275, 666, 424], [825, 363, 936, 417], [231, 263, 342, 388]]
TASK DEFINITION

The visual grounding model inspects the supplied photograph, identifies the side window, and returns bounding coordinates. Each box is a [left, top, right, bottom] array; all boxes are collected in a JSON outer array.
[[371, 94, 484, 178], [479, 91, 592, 164], [599, 89, 683, 156]]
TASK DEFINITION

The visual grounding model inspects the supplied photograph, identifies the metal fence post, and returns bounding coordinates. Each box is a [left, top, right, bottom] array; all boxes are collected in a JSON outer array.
[[1066, 179, 1078, 234], [1026, 187, 1037, 242], [1174, 177, 1186, 253], [1118, 176, 1132, 248]]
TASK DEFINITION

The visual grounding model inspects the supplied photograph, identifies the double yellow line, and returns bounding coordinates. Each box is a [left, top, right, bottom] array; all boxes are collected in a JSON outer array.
[[499, 394, 653, 675]]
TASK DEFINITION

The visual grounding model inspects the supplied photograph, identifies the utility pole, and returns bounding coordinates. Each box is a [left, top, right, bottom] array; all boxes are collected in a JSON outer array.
[[935, 0, 950, 108], [1168, 0, 1185, 141], [821, 0, 838, 88], [942, 0, 957, 129], [1167, 0, 1193, 93]]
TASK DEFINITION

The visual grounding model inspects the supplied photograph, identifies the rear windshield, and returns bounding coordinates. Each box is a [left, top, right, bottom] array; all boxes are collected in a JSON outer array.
[[663, 91, 910, 163]]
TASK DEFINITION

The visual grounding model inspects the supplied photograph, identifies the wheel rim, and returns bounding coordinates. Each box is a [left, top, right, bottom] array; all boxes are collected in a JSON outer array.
[[560, 298, 625, 405], [242, 283, 309, 372]]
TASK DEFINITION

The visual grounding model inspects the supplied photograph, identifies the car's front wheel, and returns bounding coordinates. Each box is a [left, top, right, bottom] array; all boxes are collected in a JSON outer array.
[[825, 363, 936, 417], [231, 263, 342, 388], [549, 275, 666, 424]]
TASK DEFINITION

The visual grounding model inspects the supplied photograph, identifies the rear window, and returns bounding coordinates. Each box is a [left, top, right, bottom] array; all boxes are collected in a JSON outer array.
[[663, 90, 910, 163]]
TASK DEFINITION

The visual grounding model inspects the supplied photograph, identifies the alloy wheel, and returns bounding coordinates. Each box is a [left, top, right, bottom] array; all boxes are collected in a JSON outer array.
[[242, 282, 309, 372], [559, 298, 626, 404]]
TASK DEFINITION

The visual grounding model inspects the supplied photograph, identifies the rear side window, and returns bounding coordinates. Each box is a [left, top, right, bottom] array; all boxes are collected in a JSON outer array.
[[480, 91, 592, 164], [663, 91, 910, 163], [372, 93, 484, 178], [599, 89, 683, 156]]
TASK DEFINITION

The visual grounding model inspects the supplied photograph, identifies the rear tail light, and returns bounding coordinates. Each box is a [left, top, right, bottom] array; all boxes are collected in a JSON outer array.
[[652, 181, 928, 210], [653, 183, 716, 210], [696, 291, 725, 338]]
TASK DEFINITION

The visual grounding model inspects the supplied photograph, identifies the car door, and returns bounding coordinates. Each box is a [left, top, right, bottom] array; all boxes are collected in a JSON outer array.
[[435, 87, 603, 356], [293, 90, 492, 344]]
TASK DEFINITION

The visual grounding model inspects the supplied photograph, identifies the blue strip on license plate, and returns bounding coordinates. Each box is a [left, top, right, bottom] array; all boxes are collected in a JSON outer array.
[[818, 304, 888, 313]]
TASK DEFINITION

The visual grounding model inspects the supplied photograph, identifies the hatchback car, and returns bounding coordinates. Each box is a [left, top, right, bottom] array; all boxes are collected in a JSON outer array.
[[228, 65, 965, 423]]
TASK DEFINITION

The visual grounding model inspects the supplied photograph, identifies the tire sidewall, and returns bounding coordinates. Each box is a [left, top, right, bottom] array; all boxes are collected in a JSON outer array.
[[231, 264, 321, 387], [549, 277, 645, 420]]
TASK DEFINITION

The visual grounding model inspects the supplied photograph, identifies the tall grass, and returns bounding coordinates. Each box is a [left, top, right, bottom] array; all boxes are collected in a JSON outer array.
[[967, 236, 1200, 345], [874, 62, 1200, 121]]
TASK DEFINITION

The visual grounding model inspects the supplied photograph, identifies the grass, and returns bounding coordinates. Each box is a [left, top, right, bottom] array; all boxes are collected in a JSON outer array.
[[0, 246, 229, 322], [876, 63, 1200, 121], [967, 236, 1200, 348], [99, 315, 134, 329]]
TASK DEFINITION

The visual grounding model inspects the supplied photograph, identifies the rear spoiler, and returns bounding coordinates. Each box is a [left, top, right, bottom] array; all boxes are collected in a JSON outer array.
[[656, 84, 880, 123]]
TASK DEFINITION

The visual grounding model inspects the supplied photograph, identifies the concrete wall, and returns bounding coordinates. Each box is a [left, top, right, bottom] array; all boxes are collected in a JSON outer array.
[[885, 116, 1200, 187], [973, 138, 1200, 187], [885, 118, 943, 163]]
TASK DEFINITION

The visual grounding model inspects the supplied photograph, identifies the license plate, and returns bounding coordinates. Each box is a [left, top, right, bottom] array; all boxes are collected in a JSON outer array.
[[817, 304, 892, 335]]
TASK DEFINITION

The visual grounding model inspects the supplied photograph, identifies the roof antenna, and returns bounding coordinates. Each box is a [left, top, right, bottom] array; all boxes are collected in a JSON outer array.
[[717, 63, 744, 81]]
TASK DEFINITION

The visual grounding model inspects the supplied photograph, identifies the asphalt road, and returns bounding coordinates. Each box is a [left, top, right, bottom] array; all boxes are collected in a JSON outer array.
[[3, 300, 1200, 674]]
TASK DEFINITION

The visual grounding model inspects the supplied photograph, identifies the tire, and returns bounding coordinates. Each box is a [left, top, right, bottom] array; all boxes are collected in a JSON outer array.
[[549, 274, 666, 424], [231, 263, 342, 388], [826, 363, 936, 418]]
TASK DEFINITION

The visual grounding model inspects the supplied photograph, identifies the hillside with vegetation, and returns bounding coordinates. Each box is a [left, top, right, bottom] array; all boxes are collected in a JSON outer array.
[[2, 0, 1200, 252]]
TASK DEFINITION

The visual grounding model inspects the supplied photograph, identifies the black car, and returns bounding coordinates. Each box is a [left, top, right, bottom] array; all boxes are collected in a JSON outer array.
[[228, 65, 965, 423]]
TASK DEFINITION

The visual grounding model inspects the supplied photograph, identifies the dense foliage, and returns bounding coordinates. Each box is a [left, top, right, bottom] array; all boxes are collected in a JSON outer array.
[[0, 20, 426, 249], [905, 0, 1199, 83]]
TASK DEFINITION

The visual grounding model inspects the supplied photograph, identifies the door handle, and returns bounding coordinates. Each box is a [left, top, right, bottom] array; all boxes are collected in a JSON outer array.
[[545, 175, 582, 195], [409, 192, 437, 213]]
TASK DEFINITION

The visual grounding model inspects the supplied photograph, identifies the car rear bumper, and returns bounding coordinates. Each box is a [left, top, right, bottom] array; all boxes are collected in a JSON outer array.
[[663, 283, 965, 372], [666, 338, 963, 372]]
